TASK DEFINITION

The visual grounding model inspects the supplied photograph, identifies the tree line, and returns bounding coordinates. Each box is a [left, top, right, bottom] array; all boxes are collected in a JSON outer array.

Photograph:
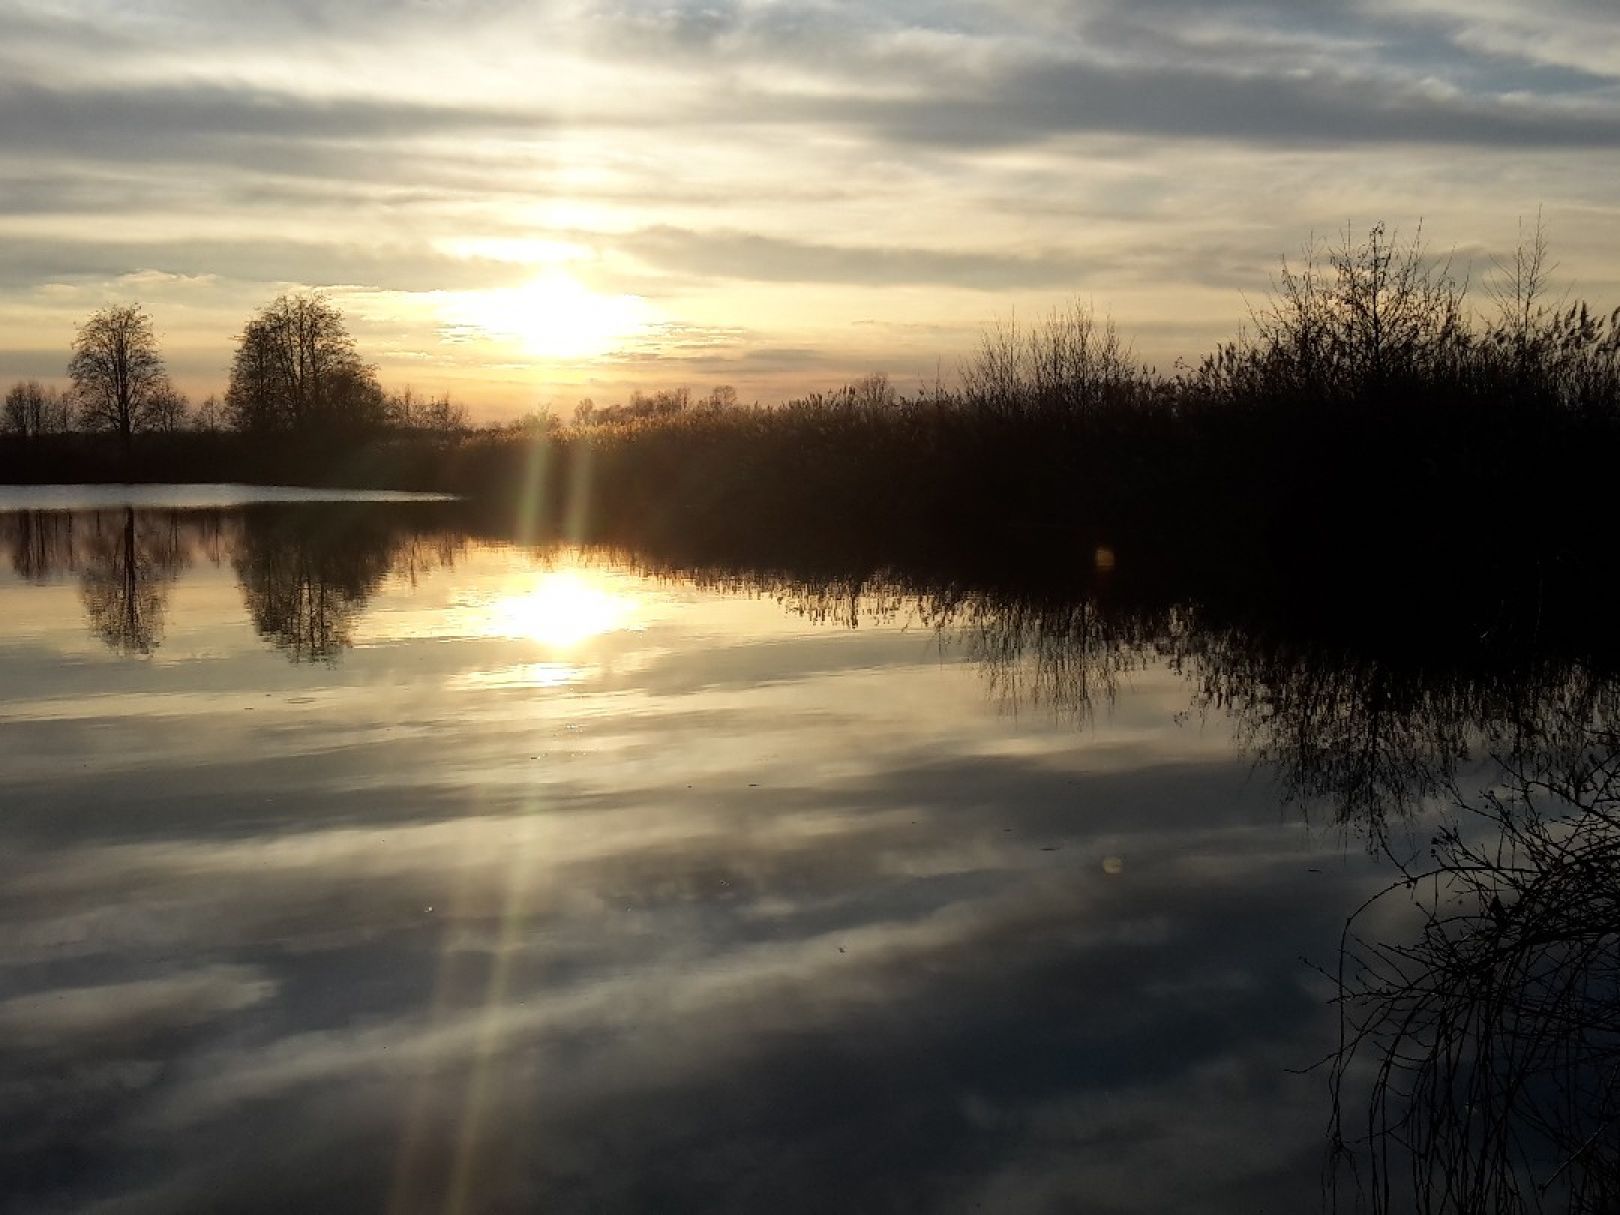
[[1, 292, 470, 451], [6, 219, 1617, 558]]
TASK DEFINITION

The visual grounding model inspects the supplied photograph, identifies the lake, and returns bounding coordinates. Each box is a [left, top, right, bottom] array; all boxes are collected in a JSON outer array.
[[3, 489, 1615, 1214]]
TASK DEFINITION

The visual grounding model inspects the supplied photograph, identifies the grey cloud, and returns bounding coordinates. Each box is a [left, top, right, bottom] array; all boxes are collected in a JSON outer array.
[[0, 966, 275, 1051], [1006, 0, 1618, 93], [0, 81, 562, 170], [0, 165, 483, 225], [575, 0, 877, 69], [591, 0, 749, 51], [823, 53, 1620, 151], [0, 1, 566, 75], [607, 345, 840, 373], [623, 225, 1100, 289], [566, 0, 1620, 153], [617, 222, 1276, 298], [5, 2, 1618, 171], [2, 9, 1614, 207], [0, 171, 158, 216], [0, 234, 533, 293]]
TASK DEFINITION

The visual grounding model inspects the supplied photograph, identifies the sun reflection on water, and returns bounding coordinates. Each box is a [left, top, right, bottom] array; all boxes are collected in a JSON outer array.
[[479, 569, 640, 649]]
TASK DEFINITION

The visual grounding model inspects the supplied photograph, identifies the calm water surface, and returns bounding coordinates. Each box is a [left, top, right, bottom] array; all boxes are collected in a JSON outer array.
[[2, 492, 1609, 1213]]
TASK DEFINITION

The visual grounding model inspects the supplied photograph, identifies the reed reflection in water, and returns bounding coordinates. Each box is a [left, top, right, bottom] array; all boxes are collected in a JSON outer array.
[[1328, 713, 1620, 1213]]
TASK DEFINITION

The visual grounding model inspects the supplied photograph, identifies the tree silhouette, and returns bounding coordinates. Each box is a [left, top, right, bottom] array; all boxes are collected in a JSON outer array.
[[144, 382, 191, 434], [3, 381, 68, 439], [67, 304, 172, 453], [226, 293, 386, 436]]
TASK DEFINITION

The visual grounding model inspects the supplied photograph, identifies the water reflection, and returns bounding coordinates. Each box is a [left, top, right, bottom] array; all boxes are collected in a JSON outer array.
[[6, 509, 82, 582], [79, 509, 188, 655], [3, 500, 1618, 1214], [475, 569, 639, 648], [1328, 714, 1620, 1213], [235, 507, 421, 663], [630, 557, 1620, 1213], [2, 507, 227, 588], [754, 567, 1619, 835], [1, 504, 466, 664]]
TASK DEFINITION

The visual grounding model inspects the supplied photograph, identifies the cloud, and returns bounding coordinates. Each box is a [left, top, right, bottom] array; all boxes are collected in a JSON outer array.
[[0, 966, 275, 1050], [822, 51, 1620, 151], [0, 234, 534, 293], [0, 81, 555, 163], [623, 226, 1102, 289]]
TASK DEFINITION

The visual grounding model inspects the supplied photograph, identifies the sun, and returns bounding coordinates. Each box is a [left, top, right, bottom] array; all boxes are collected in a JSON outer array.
[[441, 270, 652, 360]]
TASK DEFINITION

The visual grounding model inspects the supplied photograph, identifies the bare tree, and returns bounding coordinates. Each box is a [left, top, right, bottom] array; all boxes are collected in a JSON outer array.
[[226, 292, 385, 435], [419, 392, 468, 434], [68, 304, 171, 452], [1487, 210, 1557, 354], [386, 385, 422, 429], [960, 303, 1145, 420], [3, 381, 54, 438], [697, 384, 740, 414], [146, 382, 190, 434], [191, 394, 226, 433], [1326, 221, 1468, 385], [45, 386, 71, 434]]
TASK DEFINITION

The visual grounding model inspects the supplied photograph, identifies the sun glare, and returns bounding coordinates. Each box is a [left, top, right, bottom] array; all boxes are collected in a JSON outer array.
[[442, 270, 652, 360], [482, 570, 638, 649]]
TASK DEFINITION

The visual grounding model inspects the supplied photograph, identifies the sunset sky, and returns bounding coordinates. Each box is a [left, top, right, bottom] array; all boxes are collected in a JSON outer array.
[[3, 0, 1618, 419]]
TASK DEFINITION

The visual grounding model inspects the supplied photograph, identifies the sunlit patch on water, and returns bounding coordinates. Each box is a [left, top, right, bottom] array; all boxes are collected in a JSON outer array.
[[453, 566, 645, 649], [451, 662, 586, 690]]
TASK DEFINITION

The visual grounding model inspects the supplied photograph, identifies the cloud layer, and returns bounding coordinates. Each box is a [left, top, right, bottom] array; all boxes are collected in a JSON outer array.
[[1, 0, 1617, 411]]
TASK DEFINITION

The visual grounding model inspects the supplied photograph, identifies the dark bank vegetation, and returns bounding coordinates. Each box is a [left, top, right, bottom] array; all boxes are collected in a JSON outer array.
[[5, 222, 1619, 587], [531, 221, 1620, 590]]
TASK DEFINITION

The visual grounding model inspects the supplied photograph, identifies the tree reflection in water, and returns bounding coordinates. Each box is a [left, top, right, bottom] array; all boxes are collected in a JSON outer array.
[[4, 510, 83, 583], [2, 504, 462, 663], [79, 508, 187, 655], [761, 565, 1614, 834], [233, 505, 464, 662]]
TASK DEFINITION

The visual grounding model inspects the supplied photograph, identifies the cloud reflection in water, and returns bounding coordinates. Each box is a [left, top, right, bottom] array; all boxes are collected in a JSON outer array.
[[8, 502, 1587, 1213]]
